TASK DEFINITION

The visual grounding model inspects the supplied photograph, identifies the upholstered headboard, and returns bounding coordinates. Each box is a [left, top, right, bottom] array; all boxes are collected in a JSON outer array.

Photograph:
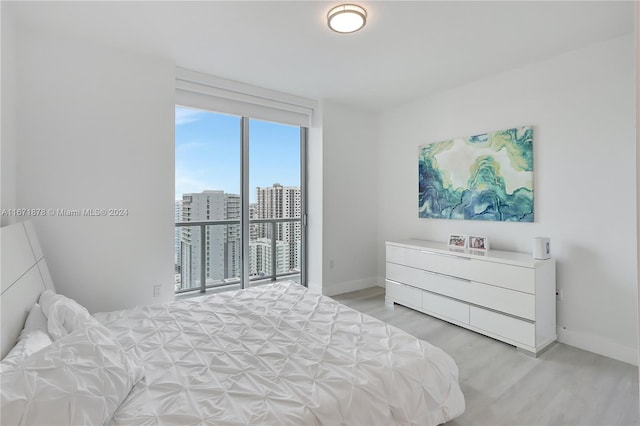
[[1, 220, 56, 358]]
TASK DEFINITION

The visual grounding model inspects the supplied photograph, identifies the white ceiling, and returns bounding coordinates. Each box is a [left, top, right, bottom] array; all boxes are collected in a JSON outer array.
[[5, 1, 634, 111]]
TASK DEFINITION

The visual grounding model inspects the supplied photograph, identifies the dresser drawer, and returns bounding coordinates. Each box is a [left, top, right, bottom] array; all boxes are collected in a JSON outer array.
[[469, 259, 535, 294], [422, 291, 469, 325], [386, 262, 471, 300], [387, 262, 535, 320], [469, 306, 535, 346], [468, 282, 535, 321], [385, 280, 421, 310], [387, 245, 535, 293]]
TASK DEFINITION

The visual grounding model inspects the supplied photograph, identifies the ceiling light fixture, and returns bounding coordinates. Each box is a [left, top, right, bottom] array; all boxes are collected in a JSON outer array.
[[327, 4, 367, 34]]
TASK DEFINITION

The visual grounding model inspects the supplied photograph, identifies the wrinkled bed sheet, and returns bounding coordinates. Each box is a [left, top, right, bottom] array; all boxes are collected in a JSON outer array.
[[95, 282, 465, 425]]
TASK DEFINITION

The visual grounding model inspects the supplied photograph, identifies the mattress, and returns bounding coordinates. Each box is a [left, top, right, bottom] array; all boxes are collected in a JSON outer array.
[[95, 282, 465, 425]]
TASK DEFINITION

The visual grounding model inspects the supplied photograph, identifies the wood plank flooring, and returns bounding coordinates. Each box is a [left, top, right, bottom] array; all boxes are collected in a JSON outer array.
[[333, 286, 639, 426]]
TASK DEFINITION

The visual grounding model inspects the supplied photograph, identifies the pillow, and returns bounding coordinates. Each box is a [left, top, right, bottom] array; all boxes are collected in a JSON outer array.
[[0, 304, 53, 373], [1, 324, 144, 425], [39, 290, 101, 340]]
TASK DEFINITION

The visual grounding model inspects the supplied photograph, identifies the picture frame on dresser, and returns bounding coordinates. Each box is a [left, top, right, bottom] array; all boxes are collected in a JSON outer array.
[[448, 234, 467, 249], [468, 235, 489, 251]]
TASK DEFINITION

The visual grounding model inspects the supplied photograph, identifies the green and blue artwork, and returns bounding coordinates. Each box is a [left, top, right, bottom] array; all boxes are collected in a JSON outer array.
[[419, 126, 533, 222]]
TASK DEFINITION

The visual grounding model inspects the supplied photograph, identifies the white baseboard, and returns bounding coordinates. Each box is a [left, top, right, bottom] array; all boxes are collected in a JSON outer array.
[[322, 277, 383, 297], [557, 327, 638, 366]]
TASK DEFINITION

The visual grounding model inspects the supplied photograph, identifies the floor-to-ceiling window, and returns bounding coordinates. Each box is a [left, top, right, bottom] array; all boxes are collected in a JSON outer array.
[[248, 119, 303, 286], [174, 107, 307, 294]]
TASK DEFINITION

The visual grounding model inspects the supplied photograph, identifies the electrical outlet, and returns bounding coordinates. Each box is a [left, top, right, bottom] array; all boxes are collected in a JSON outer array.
[[153, 285, 161, 298], [555, 289, 562, 301]]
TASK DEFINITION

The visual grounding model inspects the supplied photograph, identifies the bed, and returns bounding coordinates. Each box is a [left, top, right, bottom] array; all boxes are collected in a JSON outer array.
[[1, 220, 465, 425]]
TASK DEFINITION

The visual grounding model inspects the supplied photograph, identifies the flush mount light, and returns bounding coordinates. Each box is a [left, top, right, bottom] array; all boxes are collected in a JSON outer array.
[[327, 4, 367, 33]]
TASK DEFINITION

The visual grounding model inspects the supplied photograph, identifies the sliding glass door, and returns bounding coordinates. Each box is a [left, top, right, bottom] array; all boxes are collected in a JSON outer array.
[[248, 119, 303, 285], [174, 107, 306, 294]]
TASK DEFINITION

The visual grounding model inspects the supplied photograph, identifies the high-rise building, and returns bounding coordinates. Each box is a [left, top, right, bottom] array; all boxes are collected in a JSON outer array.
[[175, 200, 183, 291], [256, 183, 301, 221], [179, 190, 241, 290], [249, 238, 290, 277], [255, 183, 301, 273], [175, 200, 183, 269]]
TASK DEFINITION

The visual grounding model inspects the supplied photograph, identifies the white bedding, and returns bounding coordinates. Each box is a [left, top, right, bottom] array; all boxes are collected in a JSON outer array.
[[95, 282, 465, 425], [1, 324, 144, 425]]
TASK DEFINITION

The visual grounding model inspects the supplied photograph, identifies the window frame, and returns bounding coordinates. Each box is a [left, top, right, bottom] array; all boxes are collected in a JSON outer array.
[[175, 109, 308, 294]]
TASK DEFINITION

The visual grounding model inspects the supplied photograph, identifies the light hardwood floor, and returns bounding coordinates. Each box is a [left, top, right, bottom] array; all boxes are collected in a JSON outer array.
[[333, 287, 639, 426]]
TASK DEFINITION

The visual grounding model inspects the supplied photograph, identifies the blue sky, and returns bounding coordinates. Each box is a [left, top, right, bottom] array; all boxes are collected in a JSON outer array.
[[175, 106, 300, 203]]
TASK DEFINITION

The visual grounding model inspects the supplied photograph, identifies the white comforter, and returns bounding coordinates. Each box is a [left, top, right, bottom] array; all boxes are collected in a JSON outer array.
[[95, 282, 465, 425]]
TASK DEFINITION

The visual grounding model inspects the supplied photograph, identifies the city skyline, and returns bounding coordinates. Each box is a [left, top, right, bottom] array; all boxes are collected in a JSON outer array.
[[175, 106, 301, 203], [175, 185, 301, 291]]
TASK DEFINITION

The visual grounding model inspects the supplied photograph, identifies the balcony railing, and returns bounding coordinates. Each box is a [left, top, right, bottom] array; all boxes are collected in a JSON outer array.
[[174, 218, 301, 294]]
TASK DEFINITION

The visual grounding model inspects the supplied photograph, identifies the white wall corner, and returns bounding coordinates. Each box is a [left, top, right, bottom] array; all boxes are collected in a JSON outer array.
[[320, 100, 380, 297], [322, 277, 380, 297], [557, 327, 638, 366]]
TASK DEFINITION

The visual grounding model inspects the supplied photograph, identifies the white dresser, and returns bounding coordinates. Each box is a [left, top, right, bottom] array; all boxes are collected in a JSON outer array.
[[385, 240, 556, 355]]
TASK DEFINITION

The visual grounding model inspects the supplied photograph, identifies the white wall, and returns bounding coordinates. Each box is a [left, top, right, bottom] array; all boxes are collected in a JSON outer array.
[[377, 35, 637, 364], [14, 26, 176, 313], [321, 101, 379, 296], [1, 8, 17, 226]]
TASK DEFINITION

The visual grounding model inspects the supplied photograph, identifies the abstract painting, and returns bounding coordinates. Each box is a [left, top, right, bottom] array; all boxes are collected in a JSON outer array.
[[418, 126, 533, 222]]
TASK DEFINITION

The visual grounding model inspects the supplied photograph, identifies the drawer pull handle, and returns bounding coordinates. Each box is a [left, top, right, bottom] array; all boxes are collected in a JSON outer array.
[[420, 250, 471, 260], [423, 269, 471, 283]]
